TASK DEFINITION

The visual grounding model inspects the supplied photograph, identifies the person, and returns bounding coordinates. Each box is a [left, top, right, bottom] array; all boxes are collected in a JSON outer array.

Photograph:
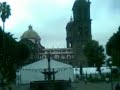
[[105, 77, 109, 83], [115, 83, 120, 90], [84, 78, 87, 84], [69, 77, 71, 83]]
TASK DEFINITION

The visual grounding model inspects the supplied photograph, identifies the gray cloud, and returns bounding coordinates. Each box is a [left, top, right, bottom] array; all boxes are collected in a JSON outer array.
[[110, 0, 120, 12], [90, 0, 120, 46]]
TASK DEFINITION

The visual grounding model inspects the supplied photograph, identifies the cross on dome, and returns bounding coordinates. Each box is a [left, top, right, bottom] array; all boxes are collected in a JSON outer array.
[[29, 25, 33, 30]]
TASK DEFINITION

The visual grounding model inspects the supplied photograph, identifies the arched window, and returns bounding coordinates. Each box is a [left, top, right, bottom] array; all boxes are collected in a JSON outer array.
[[69, 42, 72, 48], [61, 55, 65, 59], [54, 55, 59, 59], [42, 55, 46, 59], [39, 55, 41, 59], [67, 55, 71, 59]]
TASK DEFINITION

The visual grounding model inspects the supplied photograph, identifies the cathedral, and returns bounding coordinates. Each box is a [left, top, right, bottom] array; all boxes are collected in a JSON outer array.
[[20, 0, 92, 67]]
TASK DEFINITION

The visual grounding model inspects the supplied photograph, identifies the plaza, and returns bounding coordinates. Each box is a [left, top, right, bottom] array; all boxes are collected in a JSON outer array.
[[13, 81, 119, 90]]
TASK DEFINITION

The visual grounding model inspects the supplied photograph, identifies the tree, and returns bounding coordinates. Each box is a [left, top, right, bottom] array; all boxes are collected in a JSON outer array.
[[0, 27, 17, 90], [0, 2, 11, 31], [83, 40, 106, 73], [19, 39, 36, 63], [0, 27, 30, 89], [0, 2, 29, 90], [0, 27, 17, 67], [106, 27, 120, 67], [15, 42, 30, 67]]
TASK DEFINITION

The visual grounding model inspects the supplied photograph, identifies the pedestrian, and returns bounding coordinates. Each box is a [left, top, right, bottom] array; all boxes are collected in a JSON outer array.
[[84, 78, 87, 84], [105, 77, 109, 83], [69, 77, 71, 83], [115, 83, 120, 90]]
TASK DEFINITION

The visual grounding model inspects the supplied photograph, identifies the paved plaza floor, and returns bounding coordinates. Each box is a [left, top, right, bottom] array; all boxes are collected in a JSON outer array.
[[0, 81, 119, 90], [72, 81, 119, 90]]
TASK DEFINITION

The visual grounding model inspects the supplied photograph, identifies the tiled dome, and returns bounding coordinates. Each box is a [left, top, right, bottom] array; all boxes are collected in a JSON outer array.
[[21, 25, 41, 40]]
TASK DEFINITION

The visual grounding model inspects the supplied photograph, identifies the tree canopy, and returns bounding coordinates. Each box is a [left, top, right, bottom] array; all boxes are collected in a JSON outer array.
[[0, 27, 30, 83], [0, 2, 30, 89], [106, 27, 120, 67], [83, 40, 105, 72], [0, 2, 11, 23]]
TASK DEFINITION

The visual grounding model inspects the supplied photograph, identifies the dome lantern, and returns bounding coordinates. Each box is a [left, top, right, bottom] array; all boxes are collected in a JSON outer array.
[[21, 25, 41, 42], [29, 25, 33, 30]]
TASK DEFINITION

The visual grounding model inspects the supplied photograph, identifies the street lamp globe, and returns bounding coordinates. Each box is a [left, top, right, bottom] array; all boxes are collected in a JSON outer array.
[[109, 61, 112, 65], [109, 61, 112, 68]]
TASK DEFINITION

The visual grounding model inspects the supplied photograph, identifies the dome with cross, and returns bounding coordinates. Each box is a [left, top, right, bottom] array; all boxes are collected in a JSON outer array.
[[21, 25, 41, 41]]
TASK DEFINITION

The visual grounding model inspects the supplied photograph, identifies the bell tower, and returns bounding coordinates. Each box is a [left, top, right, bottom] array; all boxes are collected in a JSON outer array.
[[66, 0, 92, 67], [72, 0, 92, 44]]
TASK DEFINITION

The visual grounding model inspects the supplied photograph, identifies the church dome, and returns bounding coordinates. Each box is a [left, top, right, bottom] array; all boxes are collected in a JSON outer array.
[[21, 25, 41, 40]]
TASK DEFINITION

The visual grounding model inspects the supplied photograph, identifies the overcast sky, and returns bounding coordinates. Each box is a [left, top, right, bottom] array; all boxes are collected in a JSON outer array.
[[0, 0, 120, 48]]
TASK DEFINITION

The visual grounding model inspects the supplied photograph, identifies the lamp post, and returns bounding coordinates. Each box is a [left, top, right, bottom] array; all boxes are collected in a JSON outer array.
[[109, 61, 113, 90], [47, 52, 51, 80]]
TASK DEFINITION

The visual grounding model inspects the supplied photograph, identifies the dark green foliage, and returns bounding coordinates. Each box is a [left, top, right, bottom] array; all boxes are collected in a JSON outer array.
[[0, 27, 30, 83], [19, 38, 35, 53], [0, 28, 17, 83], [0, 2, 11, 23], [83, 40, 105, 72], [0, 28, 17, 64], [106, 27, 120, 67], [0, 2, 29, 84], [16, 43, 30, 61]]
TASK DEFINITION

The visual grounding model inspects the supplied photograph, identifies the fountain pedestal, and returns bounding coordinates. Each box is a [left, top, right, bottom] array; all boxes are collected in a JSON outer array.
[[30, 53, 72, 90]]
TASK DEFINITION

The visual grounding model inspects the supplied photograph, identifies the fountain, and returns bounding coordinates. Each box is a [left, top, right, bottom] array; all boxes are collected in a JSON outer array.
[[30, 53, 72, 90]]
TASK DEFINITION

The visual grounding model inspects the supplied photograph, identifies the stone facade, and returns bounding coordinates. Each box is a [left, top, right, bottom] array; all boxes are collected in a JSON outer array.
[[66, 0, 92, 67], [20, 25, 45, 64], [39, 48, 74, 65], [20, 0, 92, 67]]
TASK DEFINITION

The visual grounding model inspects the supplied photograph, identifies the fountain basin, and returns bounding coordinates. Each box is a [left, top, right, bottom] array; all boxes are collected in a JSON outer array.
[[30, 80, 71, 90]]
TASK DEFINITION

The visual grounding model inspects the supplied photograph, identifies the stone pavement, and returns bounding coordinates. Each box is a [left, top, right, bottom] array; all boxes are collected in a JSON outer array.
[[15, 84, 29, 90], [72, 81, 119, 90], [1, 81, 119, 90]]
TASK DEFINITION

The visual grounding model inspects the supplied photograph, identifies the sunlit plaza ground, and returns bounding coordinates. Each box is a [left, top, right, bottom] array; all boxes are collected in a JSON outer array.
[[4, 81, 119, 90]]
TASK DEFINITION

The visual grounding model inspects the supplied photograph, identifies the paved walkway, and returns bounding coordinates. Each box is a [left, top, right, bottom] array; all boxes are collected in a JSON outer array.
[[1, 81, 119, 90], [72, 81, 119, 90]]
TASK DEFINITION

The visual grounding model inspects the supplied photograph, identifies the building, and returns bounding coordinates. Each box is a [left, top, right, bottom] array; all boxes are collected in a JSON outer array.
[[20, 0, 92, 67], [20, 25, 44, 64], [39, 48, 74, 65], [66, 0, 92, 66]]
